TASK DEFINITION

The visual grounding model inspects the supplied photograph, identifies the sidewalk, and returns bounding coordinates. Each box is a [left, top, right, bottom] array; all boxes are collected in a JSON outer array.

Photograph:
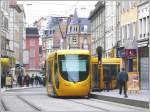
[[90, 89, 149, 108], [1, 85, 43, 92]]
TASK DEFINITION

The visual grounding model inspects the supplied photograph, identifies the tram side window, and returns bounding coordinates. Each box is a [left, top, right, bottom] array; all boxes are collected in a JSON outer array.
[[92, 64, 99, 87], [54, 63, 58, 80], [48, 63, 52, 83], [103, 64, 120, 81], [54, 62, 59, 88]]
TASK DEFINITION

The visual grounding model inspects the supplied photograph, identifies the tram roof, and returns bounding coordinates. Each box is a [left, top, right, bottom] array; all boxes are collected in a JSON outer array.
[[47, 50, 90, 60], [91, 57, 122, 64], [56, 50, 90, 55]]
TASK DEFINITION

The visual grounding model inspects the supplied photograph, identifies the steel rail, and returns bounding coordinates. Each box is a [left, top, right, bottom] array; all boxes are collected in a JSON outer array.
[[16, 95, 42, 111]]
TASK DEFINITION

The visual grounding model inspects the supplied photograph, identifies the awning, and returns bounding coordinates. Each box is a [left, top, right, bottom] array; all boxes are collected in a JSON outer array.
[[138, 41, 148, 47], [0, 58, 10, 65]]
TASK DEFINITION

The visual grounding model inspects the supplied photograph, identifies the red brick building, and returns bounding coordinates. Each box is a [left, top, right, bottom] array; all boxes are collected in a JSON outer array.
[[25, 27, 40, 76]]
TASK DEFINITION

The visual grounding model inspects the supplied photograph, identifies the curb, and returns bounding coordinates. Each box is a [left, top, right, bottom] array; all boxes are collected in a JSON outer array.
[[90, 93, 149, 108], [3, 86, 44, 92]]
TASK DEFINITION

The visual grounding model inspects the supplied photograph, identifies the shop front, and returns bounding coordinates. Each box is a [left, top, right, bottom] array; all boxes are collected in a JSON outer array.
[[117, 46, 144, 90], [0, 58, 11, 88], [138, 46, 149, 90]]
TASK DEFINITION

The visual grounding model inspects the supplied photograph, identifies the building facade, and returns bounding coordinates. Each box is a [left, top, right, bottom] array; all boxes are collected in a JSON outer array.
[[34, 16, 57, 68], [119, 1, 138, 72], [45, 16, 57, 53], [105, 1, 118, 57], [0, 0, 10, 77], [9, 1, 23, 65], [33, 17, 47, 71], [137, 0, 149, 90], [67, 9, 91, 51], [25, 27, 40, 76], [89, 1, 105, 56], [18, 4, 26, 66], [54, 19, 69, 50]]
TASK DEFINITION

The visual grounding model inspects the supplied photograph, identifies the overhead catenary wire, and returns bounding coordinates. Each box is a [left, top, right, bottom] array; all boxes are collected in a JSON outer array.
[[21, 1, 96, 7], [22, 1, 96, 25]]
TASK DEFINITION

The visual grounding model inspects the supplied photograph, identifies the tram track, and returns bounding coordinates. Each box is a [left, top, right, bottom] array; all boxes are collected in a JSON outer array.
[[16, 95, 42, 111], [1, 98, 9, 111], [63, 98, 111, 111], [62, 97, 144, 112], [1, 95, 42, 111]]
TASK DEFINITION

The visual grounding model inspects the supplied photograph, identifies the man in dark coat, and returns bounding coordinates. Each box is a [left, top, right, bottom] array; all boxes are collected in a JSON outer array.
[[17, 74, 22, 87], [118, 68, 128, 98], [30, 74, 34, 86], [1, 75, 5, 88]]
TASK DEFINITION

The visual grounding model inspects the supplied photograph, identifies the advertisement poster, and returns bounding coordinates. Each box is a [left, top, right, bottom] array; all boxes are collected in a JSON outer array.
[[127, 72, 140, 91], [6, 76, 12, 86]]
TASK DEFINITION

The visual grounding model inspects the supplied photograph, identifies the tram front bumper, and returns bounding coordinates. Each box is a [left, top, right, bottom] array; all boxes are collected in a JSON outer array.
[[57, 82, 90, 96]]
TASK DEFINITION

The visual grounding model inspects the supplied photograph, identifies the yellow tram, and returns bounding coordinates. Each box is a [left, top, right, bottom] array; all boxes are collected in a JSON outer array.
[[91, 57, 122, 90], [46, 50, 91, 97]]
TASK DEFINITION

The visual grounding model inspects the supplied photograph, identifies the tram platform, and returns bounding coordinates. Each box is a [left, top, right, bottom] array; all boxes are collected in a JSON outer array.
[[90, 89, 149, 108]]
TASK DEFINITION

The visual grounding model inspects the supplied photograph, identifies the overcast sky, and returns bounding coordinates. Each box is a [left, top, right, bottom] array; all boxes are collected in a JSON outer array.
[[17, 1, 97, 26]]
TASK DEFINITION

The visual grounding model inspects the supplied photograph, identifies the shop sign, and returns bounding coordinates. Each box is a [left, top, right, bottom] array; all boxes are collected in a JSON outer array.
[[125, 49, 137, 58], [0, 58, 10, 65]]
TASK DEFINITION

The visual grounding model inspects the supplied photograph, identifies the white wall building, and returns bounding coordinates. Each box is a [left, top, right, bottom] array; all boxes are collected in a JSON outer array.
[[89, 1, 105, 56], [9, 2, 23, 64], [138, 1, 149, 42], [1, 0, 9, 57], [18, 4, 26, 66], [137, 1, 149, 90], [46, 38, 53, 56], [105, 1, 117, 57]]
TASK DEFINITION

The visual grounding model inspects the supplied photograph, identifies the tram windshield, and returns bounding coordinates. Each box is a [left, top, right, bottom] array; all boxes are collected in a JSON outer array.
[[58, 54, 89, 82]]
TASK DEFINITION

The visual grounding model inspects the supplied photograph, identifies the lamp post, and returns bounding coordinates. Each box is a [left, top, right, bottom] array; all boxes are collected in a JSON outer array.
[[96, 46, 103, 91]]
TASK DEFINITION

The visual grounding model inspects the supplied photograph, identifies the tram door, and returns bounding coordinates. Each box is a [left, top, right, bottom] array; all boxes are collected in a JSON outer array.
[[92, 64, 99, 91]]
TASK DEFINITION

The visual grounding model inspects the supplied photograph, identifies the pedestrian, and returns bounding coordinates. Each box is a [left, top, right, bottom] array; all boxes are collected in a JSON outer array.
[[17, 73, 22, 87], [43, 76, 46, 86], [1, 75, 5, 88], [34, 75, 39, 86], [24, 74, 30, 87], [118, 68, 128, 98], [30, 74, 34, 87], [38, 76, 42, 85], [103, 73, 111, 92]]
